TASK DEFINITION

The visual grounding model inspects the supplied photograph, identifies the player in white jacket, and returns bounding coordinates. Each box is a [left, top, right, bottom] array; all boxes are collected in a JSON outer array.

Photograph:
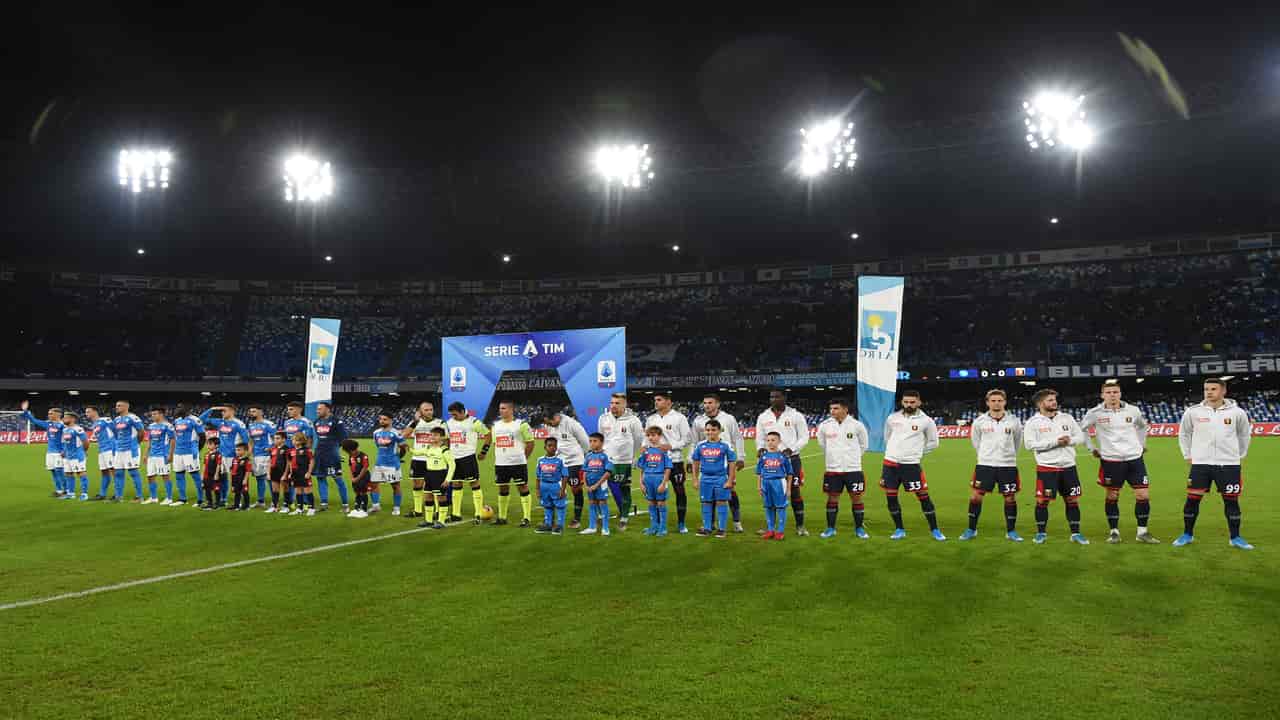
[[543, 408, 592, 528], [1023, 388, 1088, 545], [960, 389, 1024, 543], [880, 390, 945, 541], [1079, 379, 1159, 544], [815, 398, 870, 539], [598, 393, 645, 526], [1174, 378, 1253, 550], [754, 389, 812, 536]]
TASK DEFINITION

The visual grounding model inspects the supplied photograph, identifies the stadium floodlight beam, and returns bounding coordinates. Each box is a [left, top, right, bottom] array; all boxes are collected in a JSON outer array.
[[117, 148, 173, 193], [798, 118, 857, 178], [1022, 92, 1094, 151], [283, 153, 334, 203], [593, 143, 655, 188]]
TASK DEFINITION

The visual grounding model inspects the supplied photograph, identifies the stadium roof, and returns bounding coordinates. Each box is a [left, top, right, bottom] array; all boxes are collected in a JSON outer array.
[[3, 6, 1278, 278]]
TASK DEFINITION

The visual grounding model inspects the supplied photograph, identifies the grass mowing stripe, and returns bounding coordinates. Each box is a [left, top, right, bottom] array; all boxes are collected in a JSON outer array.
[[0, 525, 430, 612]]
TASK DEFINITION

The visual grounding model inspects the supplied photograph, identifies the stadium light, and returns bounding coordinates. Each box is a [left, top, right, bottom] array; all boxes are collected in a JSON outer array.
[[323, 254, 333, 262], [136, 248, 146, 255], [1050, 217, 1060, 224], [117, 148, 173, 193], [283, 153, 334, 203], [593, 143, 655, 188], [671, 244, 680, 252], [798, 118, 857, 178], [1022, 92, 1094, 151], [501, 254, 512, 264], [850, 232, 860, 240]]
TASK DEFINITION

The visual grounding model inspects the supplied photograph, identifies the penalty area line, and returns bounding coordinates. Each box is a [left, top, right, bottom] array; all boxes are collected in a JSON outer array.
[[0, 526, 431, 612]]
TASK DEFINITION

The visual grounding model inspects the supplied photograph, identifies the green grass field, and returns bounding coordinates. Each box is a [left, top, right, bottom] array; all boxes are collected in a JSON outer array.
[[1, 438, 1277, 719]]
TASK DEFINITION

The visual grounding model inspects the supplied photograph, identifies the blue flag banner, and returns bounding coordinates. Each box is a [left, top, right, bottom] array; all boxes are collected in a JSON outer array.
[[856, 277, 905, 452], [304, 318, 341, 421], [442, 327, 626, 422]]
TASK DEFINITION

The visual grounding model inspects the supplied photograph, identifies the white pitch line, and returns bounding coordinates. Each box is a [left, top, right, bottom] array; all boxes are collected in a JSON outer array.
[[1, 449, 828, 613], [0, 526, 430, 612]]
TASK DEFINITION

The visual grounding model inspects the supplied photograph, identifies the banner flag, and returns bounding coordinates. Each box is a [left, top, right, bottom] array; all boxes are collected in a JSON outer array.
[[856, 277, 905, 452]]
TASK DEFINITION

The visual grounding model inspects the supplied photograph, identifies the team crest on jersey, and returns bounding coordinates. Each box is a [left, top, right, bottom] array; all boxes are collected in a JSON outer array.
[[1225, 418, 1232, 425], [1062, 425, 1069, 431], [1005, 428, 1011, 434], [911, 424, 918, 431], [1125, 417, 1133, 423], [846, 432, 854, 439], [784, 420, 790, 427]]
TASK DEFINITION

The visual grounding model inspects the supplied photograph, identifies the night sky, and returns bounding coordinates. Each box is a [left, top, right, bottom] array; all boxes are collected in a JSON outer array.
[[4, 5, 1278, 278]]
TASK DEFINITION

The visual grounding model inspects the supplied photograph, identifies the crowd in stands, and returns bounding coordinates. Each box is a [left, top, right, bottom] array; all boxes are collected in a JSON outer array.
[[3, 249, 1279, 380]]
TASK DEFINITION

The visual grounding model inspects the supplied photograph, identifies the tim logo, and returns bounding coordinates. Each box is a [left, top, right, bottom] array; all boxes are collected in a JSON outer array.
[[449, 366, 467, 390], [522, 339, 539, 359], [308, 343, 335, 377], [859, 310, 897, 353], [597, 360, 617, 388]]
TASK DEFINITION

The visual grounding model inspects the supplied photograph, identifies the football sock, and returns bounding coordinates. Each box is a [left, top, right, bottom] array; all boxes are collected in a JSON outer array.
[[175, 472, 187, 501], [271, 490, 280, 507], [573, 490, 583, 521], [918, 493, 939, 531], [392, 492, 402, 509], [129, 468, 143, 498], [205, 487, 215, 506], [1035, 502, 1050, 533], [716, 502, 729, 532], [370, 490, 380, 509], [1223, 498, 1242, 539], [80, 476, 89, 494], [791, 496, 806, 529], [775, 507, 787, 534], [765, 505, 776, 533], [825, 496, 839, 530], [519, 493, 532, 521], [497, 493, 511, 520], [555, 506, 566, 528], [1104, 499, 1120, 530], [470, 489, 483, 518], [674, 484, 688, 526], [335, 477, 349, 504], [853, 502, 865, 529], [317, 478, 329, 505], [729, 491, 741, 522], [99, 473, 112, 497], [413, 489, 425, 515], [164, 479, 173, 500], [887, 494, 904, 529], [607, 480, 624, 512], [114, 469, 125, 498], [700, 501, 713, 531], [1183, 494, 1202, 535], [658, 505, 667, 531], [1065, 499, 1081, 534], [1004, 499, 1018, 532], [600, 504, 609, 532], [257, 476, 268, 503], [452, 488, 464, 518], [190, 469, 203, 500], [1135, 499, 1151, 531], [50, 470, 60, 493], [967, 499, 982, 531], [619, 482, 632, 518], [148, 481, 157, 500], [648, 505, 658, 533]]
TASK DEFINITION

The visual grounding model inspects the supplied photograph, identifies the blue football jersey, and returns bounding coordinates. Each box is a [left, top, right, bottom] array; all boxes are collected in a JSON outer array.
[[691, 440, 735, 476]]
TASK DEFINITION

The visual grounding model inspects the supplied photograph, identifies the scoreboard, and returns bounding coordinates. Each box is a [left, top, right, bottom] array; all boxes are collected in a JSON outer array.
[[947, 367, 1037, 380]]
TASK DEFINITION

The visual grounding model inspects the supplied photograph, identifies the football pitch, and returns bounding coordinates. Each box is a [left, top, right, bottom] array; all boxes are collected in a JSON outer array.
[[1, 439, 1277, 720]]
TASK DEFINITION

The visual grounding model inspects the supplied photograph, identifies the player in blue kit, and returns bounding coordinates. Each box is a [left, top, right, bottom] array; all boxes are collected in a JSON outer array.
[[112, 400, 146, 502], [313, 402, 350, 512], [636, 427, 673, 536], [170, 403, 206, 506], [60, 412, 90, 500], [757, 431, 794, 540], [370, 414, 408, 515], [690, 419, 738, 538], [280, 401, 317, 509], [579, 433, 615, 536], [83, 406, 118, 501], [244, 405, 276, 508], [533, 437, 570, 535], [143, 407, 176, 505], [200, 404, 251, 505], [20, 400, 67, 498]]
